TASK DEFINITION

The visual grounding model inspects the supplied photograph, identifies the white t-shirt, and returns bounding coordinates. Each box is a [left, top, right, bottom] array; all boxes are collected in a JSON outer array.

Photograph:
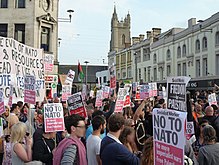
[[86, 135, 101, 165]]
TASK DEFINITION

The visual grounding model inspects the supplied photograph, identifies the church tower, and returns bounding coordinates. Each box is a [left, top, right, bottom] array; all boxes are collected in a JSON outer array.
[[110, 6, 131, 52]]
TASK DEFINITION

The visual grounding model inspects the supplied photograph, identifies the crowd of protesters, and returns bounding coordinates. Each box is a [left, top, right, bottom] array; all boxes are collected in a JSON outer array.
[[0, 86, 219, 165]]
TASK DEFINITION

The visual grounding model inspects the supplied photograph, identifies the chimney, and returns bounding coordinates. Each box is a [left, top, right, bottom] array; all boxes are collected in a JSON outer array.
[[139, 34, 145, 41], [147, 31, 152, 39], [152, 28, 161, 37], [188, 18, 196, 28], [132, 37, 140, 44]]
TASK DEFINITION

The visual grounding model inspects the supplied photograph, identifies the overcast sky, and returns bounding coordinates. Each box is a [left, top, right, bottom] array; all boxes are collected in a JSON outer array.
[[58, 0, 219, 65]]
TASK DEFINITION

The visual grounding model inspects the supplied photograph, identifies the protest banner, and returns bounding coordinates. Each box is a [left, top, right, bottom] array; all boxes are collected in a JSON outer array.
[[102, 86, 110, 99], [140, 85, 150, 100], [95, 90, 103, 107], [44, 103, 65, 132], [153, 108, 187, 165], [123, 84, 132, 108], [186, 121, 195, 140], [115, 88, 127, 112], [208, 93, 217, 106], [0, 90, 4, 115], [167, 76, 191, 112], [62, 85, 71, 101], [65, 69, 75, 84], [24, 75, 36, 105], [67, 92, 87, 118], [44, 53, 54, 72], [109, 65, 116, 89], [8, 84, 13, 107], [81, 84, 86, 101], [0, 37, 45, 103], [132, 82, 139, 92], [135, 85, 142, 100], [149, 82, 158, 97]]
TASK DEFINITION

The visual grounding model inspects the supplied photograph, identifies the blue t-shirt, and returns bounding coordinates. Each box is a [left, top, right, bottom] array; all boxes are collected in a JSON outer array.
[[86, 125, 106, 140]]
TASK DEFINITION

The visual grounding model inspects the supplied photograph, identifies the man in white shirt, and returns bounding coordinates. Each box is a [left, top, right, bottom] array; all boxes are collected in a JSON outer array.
[[86, 115, 106, 165]]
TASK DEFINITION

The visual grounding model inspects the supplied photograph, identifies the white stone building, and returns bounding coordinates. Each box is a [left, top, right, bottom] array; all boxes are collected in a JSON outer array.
[[0, 0, 60, 97]]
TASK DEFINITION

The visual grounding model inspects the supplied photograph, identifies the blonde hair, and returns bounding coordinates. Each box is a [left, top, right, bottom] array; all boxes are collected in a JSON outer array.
[[4, 105, 10, 111], [11, 122, 27, 143]]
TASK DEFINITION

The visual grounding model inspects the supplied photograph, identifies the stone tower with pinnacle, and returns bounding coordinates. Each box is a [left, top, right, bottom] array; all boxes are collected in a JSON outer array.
[[110, 6, 131, 52]]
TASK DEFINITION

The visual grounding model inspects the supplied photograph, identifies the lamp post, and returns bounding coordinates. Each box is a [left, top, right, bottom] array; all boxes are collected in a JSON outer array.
[[58, 9, 74, 22], [84, 61, 89, 90]]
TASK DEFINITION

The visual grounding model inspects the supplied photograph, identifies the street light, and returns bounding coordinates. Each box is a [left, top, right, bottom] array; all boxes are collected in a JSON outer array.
[[197, 20, 212, 33], [58, 38, 62, 47], [84, 61, 89, 90], [58, 9, 74, 22]]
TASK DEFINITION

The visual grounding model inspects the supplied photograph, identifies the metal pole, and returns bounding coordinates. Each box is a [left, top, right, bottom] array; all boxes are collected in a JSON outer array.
[[134, 52, 137, 82], [84, 61, 89, 91]]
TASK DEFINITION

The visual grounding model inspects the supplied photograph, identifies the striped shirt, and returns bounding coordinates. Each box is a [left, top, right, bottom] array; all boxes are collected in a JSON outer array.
[[61, 144, 78, 165]]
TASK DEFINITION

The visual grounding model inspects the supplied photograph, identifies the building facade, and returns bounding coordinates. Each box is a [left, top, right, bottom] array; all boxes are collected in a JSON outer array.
[[0, 0, 59, 96]]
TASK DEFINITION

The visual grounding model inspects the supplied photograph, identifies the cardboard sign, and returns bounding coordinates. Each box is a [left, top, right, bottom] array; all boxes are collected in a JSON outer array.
[[62, 85, 71, 101], [44, 54, 54, 72], [67, 92, 87, 118], [140, 85, 150, 99], [102, 86, 110, 99], [24, 75, 36, 104], [208, 93, 217, 106], [0, 90, 4, 115], [153, 108, 187, 165], [81, 84, 87, 101], [44, 103, 65, 132], [115, 88, 127, 112], [95, 90, 103, 107], [167, 76, 190, 112], [109, 65, 116, 89], [0, 37, 45, 103], [65, 69, 75, 84], [149, 82, 158, 97]]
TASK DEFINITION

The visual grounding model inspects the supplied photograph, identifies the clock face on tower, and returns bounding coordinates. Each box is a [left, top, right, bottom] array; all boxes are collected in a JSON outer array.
[[42, 0, 50, 11]]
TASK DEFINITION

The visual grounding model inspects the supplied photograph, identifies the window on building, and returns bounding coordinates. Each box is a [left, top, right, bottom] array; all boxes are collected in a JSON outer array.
[[121, 54, 126, 64], [153, 54, 157, 64], [144, 67, 147, 82], [167, 65, 171, 76], [14, 24, 25, 44], [202, 37, 207, 50], [122, 34, 125, 45], [177, 63, 181, 76], [117, 72, 120, 79], [143, 48, 150, 61], [215, 32, 219, 45], [195, 39, 200, 52], [177, 46, 181, 58], [127, 66, 132, 78], [148, 68, 151, 82], [196, 59, 200, 77], [203, 58, 208, 76], [0, 0, 8, 8], [159, 67, 164, 80], [182, 62, 186, 76], [182, 44, 186, 57], [41, 27, 50, 52], [103, 76, 107, 83], [99, 77, 102, 84], [154, 68, 157, 81], [138, 68, 141, 80], [166, 49, 171, 60], [122, 68, 126, 79], [16, 0, 25, 8], [0, 24, 8, 37]]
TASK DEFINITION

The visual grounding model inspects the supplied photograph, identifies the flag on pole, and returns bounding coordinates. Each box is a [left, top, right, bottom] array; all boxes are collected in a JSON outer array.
[[78, 61, 84, 82]]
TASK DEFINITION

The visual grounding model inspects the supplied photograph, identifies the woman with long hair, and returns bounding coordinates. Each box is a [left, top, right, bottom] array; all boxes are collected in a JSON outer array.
[[11, 122, 32, 164], [141, 136, 153, 165]]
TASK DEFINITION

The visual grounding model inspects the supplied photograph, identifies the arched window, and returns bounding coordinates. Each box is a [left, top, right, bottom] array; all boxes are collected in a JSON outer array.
[[177, 46, 181, 58], [215, 32, 219, 45], [195, 39, 200, 52], [153, 54, 157, 64], [122, 34, 125, 45], [182, 44, 186, 57], [166, 49, 171, 60], [202, 37, 207, 50]]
